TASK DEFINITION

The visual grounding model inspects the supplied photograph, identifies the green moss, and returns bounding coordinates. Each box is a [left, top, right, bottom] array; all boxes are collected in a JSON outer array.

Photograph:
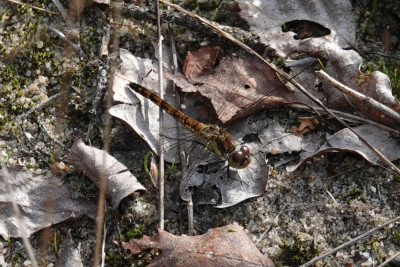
[[391, 231, 400, 245], [348, 186, 364, 198], [278, 235, 320, 266], [124, 227, 143, 240], [356, 0, 378, 37], [105, 252, 135, 266]]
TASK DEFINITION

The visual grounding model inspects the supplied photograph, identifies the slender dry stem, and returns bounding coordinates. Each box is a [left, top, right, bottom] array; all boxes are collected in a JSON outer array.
[[155, 0, 165, 230], [92, 2, 120, 265]]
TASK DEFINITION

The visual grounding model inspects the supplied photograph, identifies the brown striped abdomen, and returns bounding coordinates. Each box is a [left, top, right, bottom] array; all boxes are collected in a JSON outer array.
[[128, 83, 206, 135]]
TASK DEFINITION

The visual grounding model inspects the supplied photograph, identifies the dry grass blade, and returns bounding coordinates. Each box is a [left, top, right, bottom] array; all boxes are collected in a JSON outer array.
[[6, 0, 57, 14]]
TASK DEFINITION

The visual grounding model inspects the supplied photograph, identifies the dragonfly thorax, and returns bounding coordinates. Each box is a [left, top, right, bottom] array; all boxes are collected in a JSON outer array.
[[200, 124, 251, 169]]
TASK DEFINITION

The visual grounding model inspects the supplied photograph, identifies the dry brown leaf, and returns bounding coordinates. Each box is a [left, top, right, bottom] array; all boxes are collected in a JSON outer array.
[[183, 46, 219, 77], [290, 117, 318, 137], [0, 166, 96, 238], [165, 54, 294, 124], [66, 139, 146, 209], [117, 223, 274, 267]]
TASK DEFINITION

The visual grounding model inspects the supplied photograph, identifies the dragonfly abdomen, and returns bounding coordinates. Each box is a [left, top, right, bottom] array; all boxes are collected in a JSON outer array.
[[128, 83, 206, 134], [128, 83, 251, 169]]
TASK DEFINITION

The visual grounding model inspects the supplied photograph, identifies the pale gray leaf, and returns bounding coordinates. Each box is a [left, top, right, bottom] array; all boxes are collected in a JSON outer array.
[[237, 0, 355, 55], [0, 166, 96, 239]]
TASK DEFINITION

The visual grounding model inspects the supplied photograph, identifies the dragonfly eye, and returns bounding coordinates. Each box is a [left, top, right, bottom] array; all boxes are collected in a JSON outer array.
[[230, 145, 251, 169]]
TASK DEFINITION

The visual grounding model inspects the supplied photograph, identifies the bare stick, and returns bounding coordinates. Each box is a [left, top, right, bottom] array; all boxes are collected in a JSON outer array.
[[300, 215, 400, 267], [100, 223, 107, 267], [168, 24, 194, 235], [289, 104, 400, 135], [316, 70, 400, 124], [92, 3, 120, 266], [6, 0, 57, 14], [377, 251, 400, 267], [155, 0, 165, 230], [160, 0, 400, 177], [48, 26, 86, 57]]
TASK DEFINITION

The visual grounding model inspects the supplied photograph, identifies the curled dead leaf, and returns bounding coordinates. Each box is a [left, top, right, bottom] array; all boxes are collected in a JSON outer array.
[[66, 139, 146, 209]]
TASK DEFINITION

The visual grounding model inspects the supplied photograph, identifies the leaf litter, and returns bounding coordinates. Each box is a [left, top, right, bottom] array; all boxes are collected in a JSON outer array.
[[110, 34, 400, 207], [0, 0, 398, 264]]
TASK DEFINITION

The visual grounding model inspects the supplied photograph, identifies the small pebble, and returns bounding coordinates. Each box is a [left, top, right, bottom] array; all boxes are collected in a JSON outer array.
[[370, 186, 376, 193]]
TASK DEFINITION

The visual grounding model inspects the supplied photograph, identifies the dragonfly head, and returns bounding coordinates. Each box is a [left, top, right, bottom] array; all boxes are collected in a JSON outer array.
[[228, 145, 251, 169]]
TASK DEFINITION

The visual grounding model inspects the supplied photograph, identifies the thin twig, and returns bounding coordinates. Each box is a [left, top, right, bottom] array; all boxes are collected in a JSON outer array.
[[33, 118, 65, 149], [315, 70, 400, 175], [6, 0, 57, 14], [155, 0, 165, 230], [24, 92, 64, 118], [289, 104, 400, 135], [92, 2, 121, 265], [364, 51, 400, 60], [160, 0, 400, 177], [48, 26, 86, 57], [300, 215, 400, 266], [316, 70, 400, 124], [255, 204, 287, 244], [168, 23, 194, 235], [100, 223, 107, 267], [20, 92, 65, 158], [115, 217, 127, 257], [377, 251, 400, 267], [113, 2, 260, 50], [325, 189, 338, 206]]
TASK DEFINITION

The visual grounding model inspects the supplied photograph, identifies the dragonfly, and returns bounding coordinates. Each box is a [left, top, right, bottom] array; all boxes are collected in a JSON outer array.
[[127, 83, 252, 169], [124, 54, 317, 171], [113, 51, 318, 207]]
